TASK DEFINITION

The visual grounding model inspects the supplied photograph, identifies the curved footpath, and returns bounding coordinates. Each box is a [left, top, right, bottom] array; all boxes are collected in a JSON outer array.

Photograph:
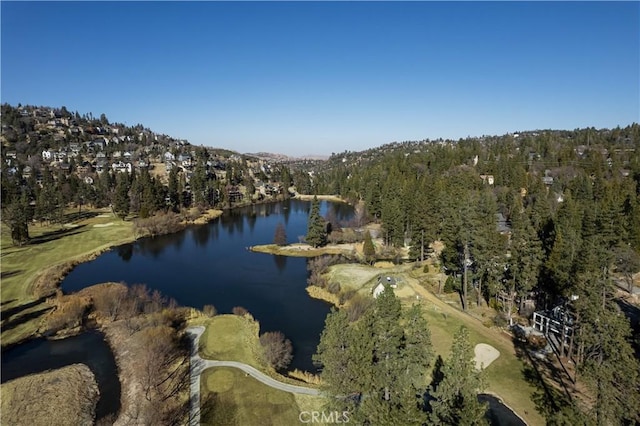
[[187, 326, 320, 426]]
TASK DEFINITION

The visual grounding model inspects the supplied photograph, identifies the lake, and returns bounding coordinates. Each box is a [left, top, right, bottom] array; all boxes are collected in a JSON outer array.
[[63, 199, 353, 372]]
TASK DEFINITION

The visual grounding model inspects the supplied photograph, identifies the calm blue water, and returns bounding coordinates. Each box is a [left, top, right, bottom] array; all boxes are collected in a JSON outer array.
[[1, 330, 120, 421], [63, 199, 353, 372]]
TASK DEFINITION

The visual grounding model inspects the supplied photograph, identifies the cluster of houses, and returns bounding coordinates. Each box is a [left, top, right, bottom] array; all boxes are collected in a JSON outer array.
[[2, 106, 288, 202]]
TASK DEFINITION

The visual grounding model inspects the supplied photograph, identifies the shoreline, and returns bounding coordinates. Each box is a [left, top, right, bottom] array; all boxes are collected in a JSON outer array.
[[3, 196, 347, 348], [293, 194, 347, 203], [249, 243, 359, 259], [305, 285, 340, 307]]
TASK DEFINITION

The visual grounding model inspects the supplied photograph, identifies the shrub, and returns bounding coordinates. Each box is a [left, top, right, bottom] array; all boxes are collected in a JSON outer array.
[[489, 298, 502, 311], [345, 294, 374, 322], [327, 281, 341, 294], [423, 264, 430, 273], [443, 275, 456, 293], [203, 304, 217, 317], [339, 289, 356, 305], [47, 295, 89, 331], [259, 331, 293, 370], [133, 212, 184, 237], [232, 306, 249, 316]]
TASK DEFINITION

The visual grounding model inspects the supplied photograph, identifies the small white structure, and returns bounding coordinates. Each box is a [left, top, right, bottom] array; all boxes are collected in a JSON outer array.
[[372, 282, 386, 299]]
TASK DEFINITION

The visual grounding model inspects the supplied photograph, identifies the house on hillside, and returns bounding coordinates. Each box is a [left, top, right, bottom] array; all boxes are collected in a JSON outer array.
[[373, 276, 398, 298], [480, 174, 495, 185], [372, 282, 387, 298], [496, 213, 511, 234]]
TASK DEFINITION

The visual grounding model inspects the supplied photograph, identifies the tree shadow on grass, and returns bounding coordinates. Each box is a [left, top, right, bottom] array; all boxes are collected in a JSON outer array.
[[0, 306, 52, 332], [511, 332, 578, 422], [63, 211, 99, 222], [0, 295, 49, 322], [28, 225, 87, 245], [1, 270, 23, 280]]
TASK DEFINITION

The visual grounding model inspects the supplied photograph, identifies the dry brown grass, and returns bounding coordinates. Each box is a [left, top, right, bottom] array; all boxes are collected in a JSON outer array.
[[250, 243, 357, 258], [0, 364, 99, 426], [288, 369, 322, 385]]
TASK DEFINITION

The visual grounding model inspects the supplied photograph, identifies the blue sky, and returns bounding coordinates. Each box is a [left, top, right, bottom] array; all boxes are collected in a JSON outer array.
[[2, 2, 638, 156]]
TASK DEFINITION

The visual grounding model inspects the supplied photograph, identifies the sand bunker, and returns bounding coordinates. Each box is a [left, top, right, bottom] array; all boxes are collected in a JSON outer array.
[[93, 222, 114, 228], [474, 343, 500, 370]]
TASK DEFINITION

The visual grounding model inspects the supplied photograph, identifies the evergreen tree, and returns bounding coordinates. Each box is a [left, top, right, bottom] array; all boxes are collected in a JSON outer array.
[[315, 287, 433, 425], [273, 223, 287, 246], [191, 160, 208, 207], [363, 230, 375, 263], [430, 326, 488, 426], [2, 192, 30, 246], [573, 272, 640, 425], [306, 196, 327, 247], [314, 308, 362, 399], [508, 199, 544, 315], [114, 172, 130, 220]]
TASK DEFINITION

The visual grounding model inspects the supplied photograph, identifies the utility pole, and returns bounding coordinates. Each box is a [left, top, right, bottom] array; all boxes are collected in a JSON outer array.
[[462, 242, 469, 311]]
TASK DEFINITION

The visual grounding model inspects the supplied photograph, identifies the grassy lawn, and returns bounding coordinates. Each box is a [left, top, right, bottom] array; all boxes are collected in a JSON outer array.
[[195, 314, 266, 370], [1, 208, 134, 347], [201, 367, 327, 426], [196, 316, 329, 425]]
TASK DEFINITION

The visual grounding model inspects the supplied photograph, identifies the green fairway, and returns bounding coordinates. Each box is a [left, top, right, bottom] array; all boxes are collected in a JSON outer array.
[[196, 314, 266, 369], [1, 209, 134, 347], [200, 367, 327, 426]]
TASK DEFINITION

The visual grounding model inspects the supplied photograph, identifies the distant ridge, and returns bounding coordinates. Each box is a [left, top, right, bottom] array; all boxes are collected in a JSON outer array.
[[244, 152, 329, 161]]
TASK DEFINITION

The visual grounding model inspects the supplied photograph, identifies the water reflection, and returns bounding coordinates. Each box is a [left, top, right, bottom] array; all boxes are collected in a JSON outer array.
[[193, 223, 210, 247], [116, 244, 133, 262], [273, 255, 288, 273]]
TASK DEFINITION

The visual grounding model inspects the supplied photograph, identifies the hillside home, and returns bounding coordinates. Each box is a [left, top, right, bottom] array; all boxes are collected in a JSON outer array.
[[480, 174, 495, 185], [112, 161, 132, 174], [69, 143, 81, 153], [178, 153, 192, 167], [496, 213, 511, 234]]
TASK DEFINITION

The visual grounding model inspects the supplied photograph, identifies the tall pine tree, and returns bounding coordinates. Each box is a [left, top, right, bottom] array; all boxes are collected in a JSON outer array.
[[306, 195, 327, 247], [429, 326, 488, 426]]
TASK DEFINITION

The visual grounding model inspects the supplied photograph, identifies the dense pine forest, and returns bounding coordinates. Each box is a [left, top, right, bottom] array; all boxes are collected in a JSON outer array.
[[309, 125, 640, 424]]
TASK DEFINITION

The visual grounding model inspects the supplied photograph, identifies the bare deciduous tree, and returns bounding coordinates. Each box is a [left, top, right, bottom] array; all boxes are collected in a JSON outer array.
[[260, 331, 293, 370], [203, 304, 217, 317], [232, 306, 249, 316]]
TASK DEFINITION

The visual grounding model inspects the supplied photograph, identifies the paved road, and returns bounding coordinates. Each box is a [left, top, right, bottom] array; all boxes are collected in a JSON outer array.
[[187, 326, 320, 426]]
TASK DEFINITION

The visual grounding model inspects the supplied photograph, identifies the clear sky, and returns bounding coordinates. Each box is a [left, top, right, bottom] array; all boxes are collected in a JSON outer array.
[[2, 2, 638, 156]]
